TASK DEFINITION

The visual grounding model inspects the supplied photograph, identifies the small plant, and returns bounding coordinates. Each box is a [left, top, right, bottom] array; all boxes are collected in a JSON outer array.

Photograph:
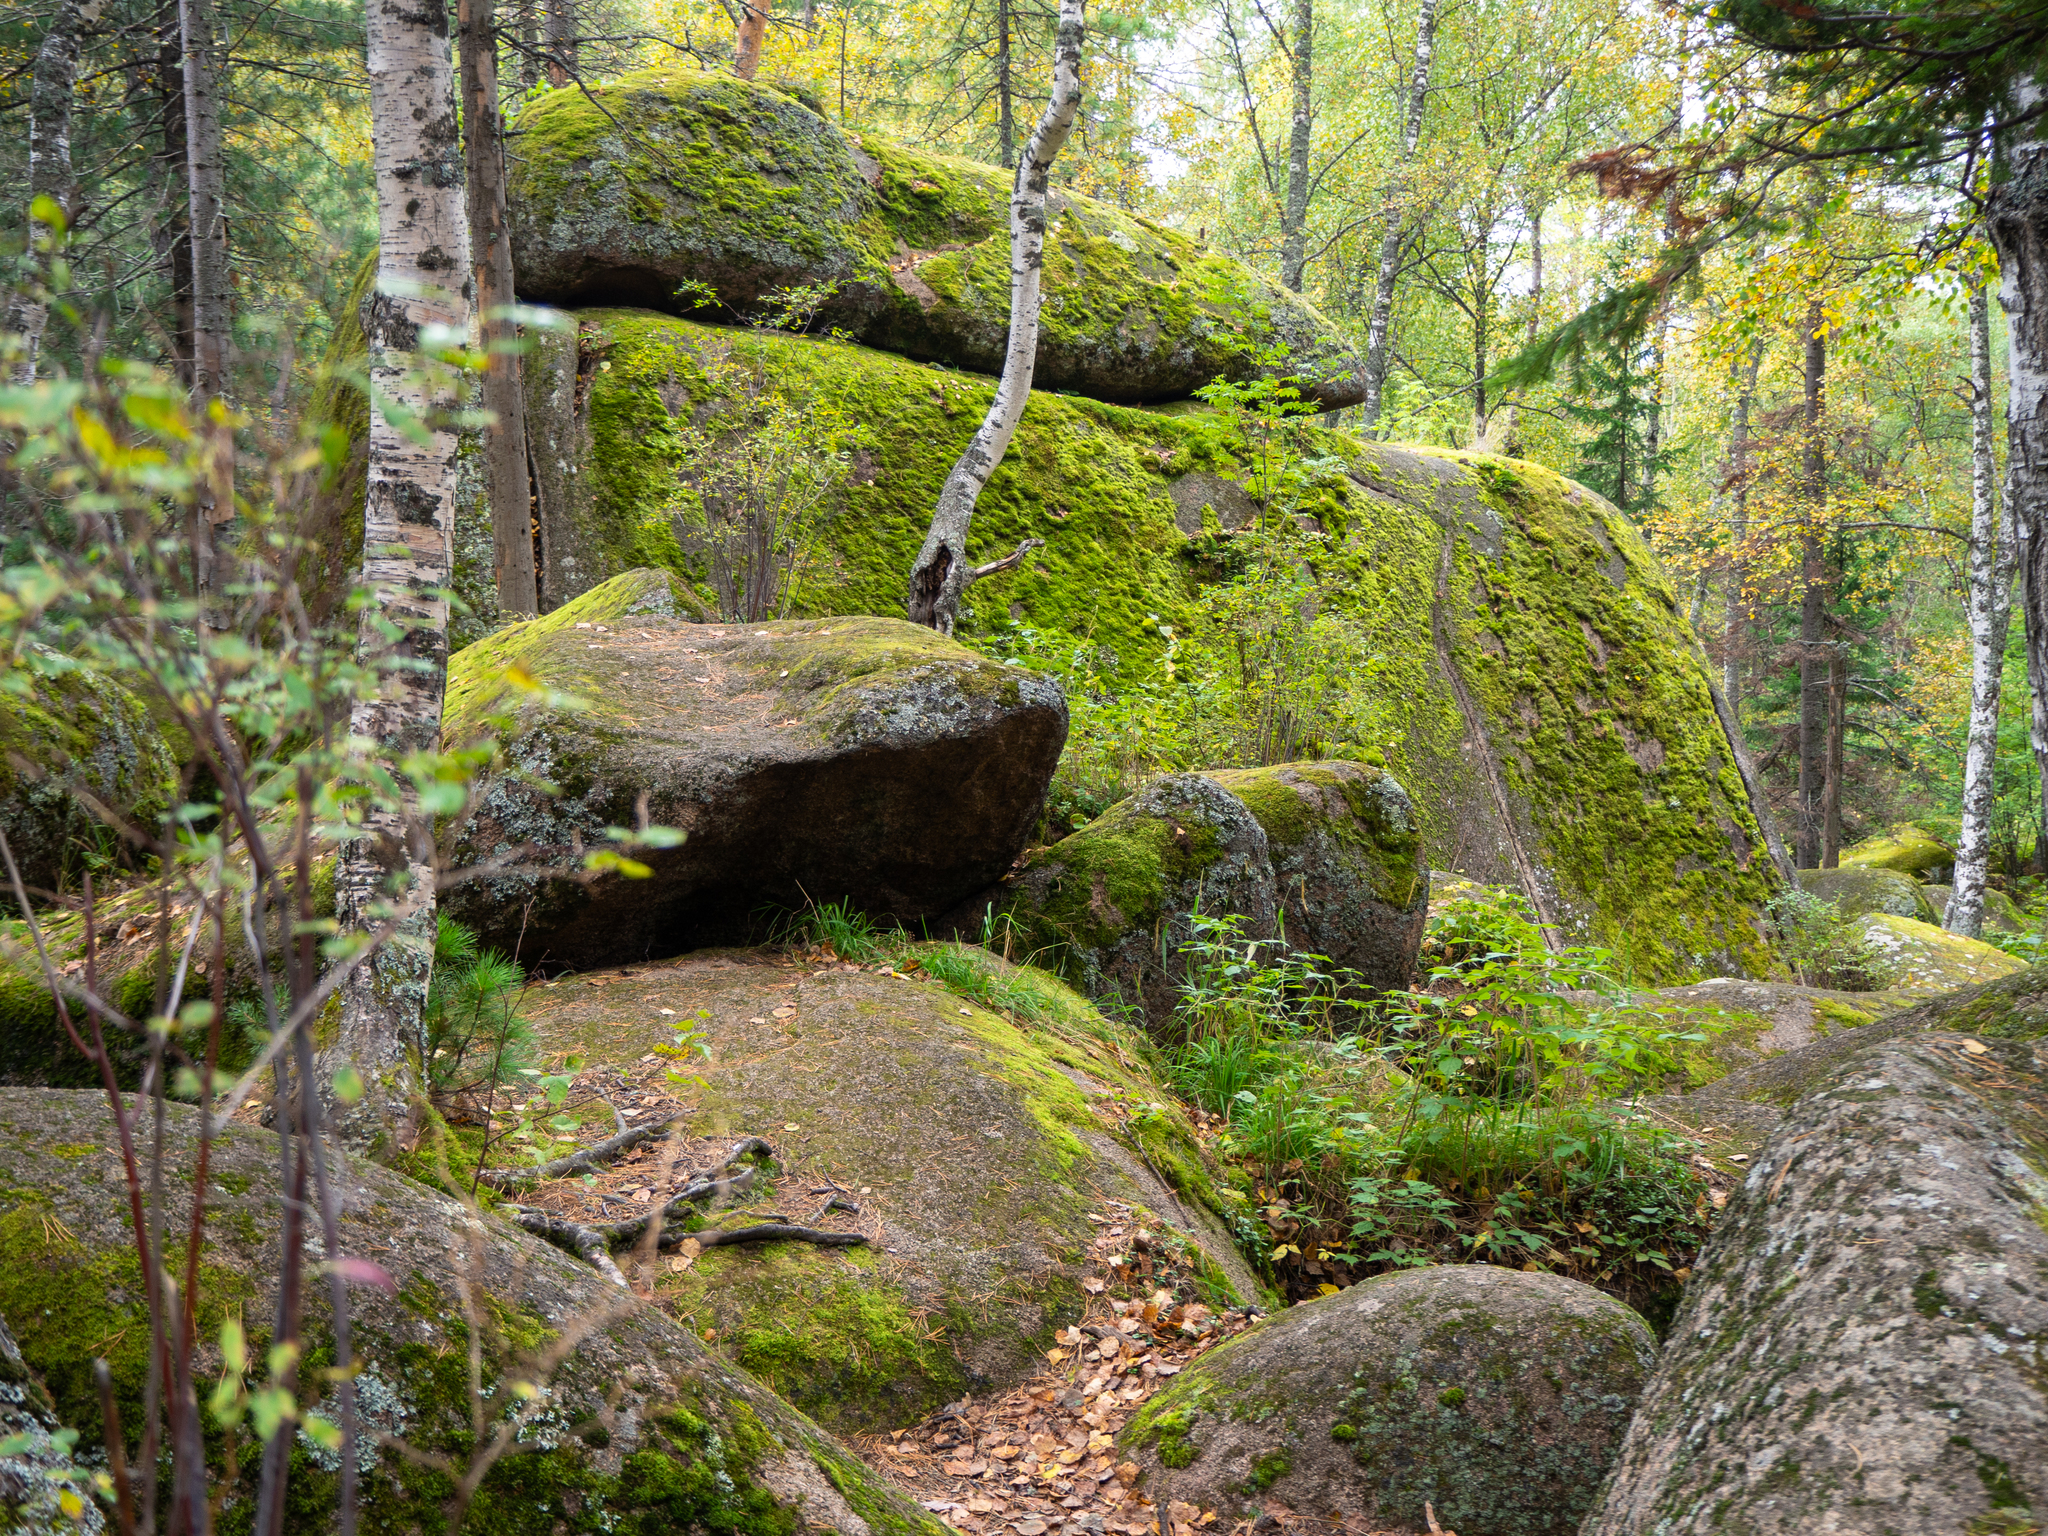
[[418, 915, 537, 1120], [781, 897, 894, 964], [1766, 889, 1901, 991], [919, 942, 1055, 1022]]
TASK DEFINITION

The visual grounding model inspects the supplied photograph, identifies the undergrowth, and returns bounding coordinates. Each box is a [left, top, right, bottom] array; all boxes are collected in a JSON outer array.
[[1168, 891, 1718, 1327], [1765, 889, 1901, 991]]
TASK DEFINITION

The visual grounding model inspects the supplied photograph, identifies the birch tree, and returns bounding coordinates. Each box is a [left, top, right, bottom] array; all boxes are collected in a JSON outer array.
[[1949, 275, 2014, 937], [1358, 0, 1439, 431], [1278, 0, 1313, 292], [328, 0, 473, 1137], [907, 0, 1084, 636]]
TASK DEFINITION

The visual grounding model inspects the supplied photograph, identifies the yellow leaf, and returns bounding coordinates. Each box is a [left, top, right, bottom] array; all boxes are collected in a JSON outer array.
[[1317, 1283, 1340, 1296], [58, 1489, 84, 1520], [72, 408, 117, 468]]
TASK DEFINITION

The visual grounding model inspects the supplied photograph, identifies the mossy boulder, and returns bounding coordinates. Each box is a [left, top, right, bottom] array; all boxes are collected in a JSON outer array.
[[1122, 1265, 1657, 1535], [0, 1311, 99, 1533], [1920, 882, 2030, 933], [439, 572, 1066, 969], [1584, 1028, 2048, 1535], [1796, 863, 1936, 922], [506, 67, 1365, 407], [0, 653, 177, 901], [991, 773, 1281, 1032], [1203, 762, 1428, 992], [513, 945, 1263, 1434], [1853, 912, 2023, 990], [512, 312, 1781, 984], [1838, 822, 1955, 880], [0, 1087, 946, 1536]]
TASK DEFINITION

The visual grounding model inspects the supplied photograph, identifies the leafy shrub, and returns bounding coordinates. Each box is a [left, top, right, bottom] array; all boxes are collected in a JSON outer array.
[[1766, 888, 1901, 991]]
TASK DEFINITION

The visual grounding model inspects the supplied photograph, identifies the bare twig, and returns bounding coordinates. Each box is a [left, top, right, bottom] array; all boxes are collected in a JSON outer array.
[[474, 1115, 679, 1189], [966, 536, 1046, 584]]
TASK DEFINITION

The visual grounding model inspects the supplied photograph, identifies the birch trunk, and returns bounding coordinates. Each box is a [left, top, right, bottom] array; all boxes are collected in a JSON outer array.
[[1359, 0, 1439, 432], [1277, 0, 1313, 292], [1722, 343, 1762, 715], [180, 0, 232, 602], [329, 0, 472, 1139], [7, 0, 89, 387], [460, 0, 538, 616], [1989, 84, 2048, 886], [1950, 279, 2014, 936], [1794, 300, 1827, 869], [907, 0, 1084, 635]]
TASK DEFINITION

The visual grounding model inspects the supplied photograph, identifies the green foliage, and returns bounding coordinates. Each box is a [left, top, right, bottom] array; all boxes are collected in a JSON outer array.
[[780, 898, 895, 964], [1765, 888, 1901, 991], [419, 916, 537, 1108], [1167, 890, 1715, 1314]]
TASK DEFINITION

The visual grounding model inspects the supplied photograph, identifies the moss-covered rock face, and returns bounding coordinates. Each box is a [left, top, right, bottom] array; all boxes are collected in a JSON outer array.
[[1583, 1030, 2048, 1536], [512, 312, 1779, 983], [515, 947, 1263, 1434], [1838, 822, 1956, 880], [995, 773, 1279, 1032], [1203, 762, 1427, 992], [1855, 913, 2023, 990], [440, 572, 1066, 968], [0, 1087, 945, 1536], [1796, 864, 1937, 923], [506, 67, 1365, 407], [0, 1310, 101, 1533], [1920, 882, 2028, 933], [1121, 1265, 1657, 1535], [0, 653, 176, 901]]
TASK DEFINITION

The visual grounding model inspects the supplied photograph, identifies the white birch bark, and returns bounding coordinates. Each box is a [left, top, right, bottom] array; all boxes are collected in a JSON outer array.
[[1991, 78, 2048, 894], [328, 0, 472, 1138], [7, 0, 91, 387], [907, 0, 1084, 635], [1950, 279, 2016, 936], [1358, 0, 1439, 432]]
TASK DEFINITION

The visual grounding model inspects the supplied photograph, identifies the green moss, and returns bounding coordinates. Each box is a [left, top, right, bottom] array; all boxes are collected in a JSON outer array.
[[1813, 998, 1876, 1031], [1437, 1386, 1467, 1408], [1840, 824, 1955, 877], [1247, 1450, 1291, 1490]]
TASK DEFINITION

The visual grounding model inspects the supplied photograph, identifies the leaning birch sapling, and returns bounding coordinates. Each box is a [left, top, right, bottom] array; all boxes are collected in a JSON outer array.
[[907, 0, 1085, 636]]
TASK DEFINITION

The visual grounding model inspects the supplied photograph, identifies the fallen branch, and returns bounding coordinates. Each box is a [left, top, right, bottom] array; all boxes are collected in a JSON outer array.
[[668, 1223, 867, 1252], [475, 1116, 679, 1189], [504, 1207, 632, 1288], [966, 537, 1046, 584]]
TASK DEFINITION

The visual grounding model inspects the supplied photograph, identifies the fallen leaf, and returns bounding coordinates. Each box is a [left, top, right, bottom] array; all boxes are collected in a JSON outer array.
[[1115, 1463, 1139, 1483], [1016, 1521, 1048, 1535], [773, 1006, 798, 1019], [944, 1461, 980, 1477], [992, 1446, 1023, 1461], [1961, 1038, 1989, 1055], [1082, 1277, 1106, 1294]]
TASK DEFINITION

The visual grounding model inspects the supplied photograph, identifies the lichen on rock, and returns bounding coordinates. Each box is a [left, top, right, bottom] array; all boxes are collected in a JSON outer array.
[[1583, 1025, 2048, 1535], [1853, 912, 2023, 990], [1122, 1265, 1657, 1536]]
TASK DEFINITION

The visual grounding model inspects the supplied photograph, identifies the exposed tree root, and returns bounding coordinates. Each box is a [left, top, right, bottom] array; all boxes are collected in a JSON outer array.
[[663, 1222, 866, 1252], [476, 1116, 680, 1189]]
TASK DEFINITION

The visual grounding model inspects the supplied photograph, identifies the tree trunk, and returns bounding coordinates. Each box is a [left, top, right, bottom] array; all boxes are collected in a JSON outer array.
[[736, 0, 769, 79], [545, 0, 574, 86], [331, 0, 472, 1141], [907, 0, 1085, 635], [1722, 342, 1762, 716], [6, 0, 89, 387], [996, 0, 1015, 169], [1795, 299, 1828, 869], [1277, 0, 1313, 292], [460, 0, 538, 616], [1950, 278, 2013, 936], [1991, 91, 2048, 892], [1822, 641, 1846, 866], [517, 0, 538, 88], [154, 0, 195, 387], [1469, 300, 1488, 447], [1358, 0, 1440, 432], [179, 0, 232, 602]]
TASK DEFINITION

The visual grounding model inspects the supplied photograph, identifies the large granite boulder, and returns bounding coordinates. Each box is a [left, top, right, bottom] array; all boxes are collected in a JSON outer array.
[[1839, 822, 1956, 880], [440, 570, 1067, 969], [1584, 1015, 2048, 1534], [0, 1087, 943, 1535], [0, 652, 176, 901], [507, 68, 1365, 407], [1797, 864, 1937, 922], [991, 773, 1281, 1033], [1921, 881, 2029, 933], [1205, 762, 1429, 988], [1854, 912, 2022, 990], [512, 944, 1264, 1434], [512, 314, 1783, 983], [1122, 1266, 1657, 1535], [992, 764, 1426, 1031]]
